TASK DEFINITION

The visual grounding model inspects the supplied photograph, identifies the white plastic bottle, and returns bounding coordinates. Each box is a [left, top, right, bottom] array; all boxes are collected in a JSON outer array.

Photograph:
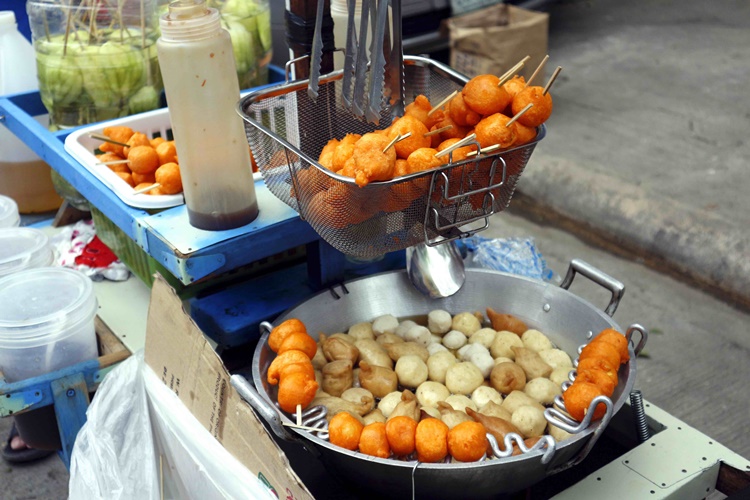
[[157, 0, 258, 230], [0, 11, 61, 213]]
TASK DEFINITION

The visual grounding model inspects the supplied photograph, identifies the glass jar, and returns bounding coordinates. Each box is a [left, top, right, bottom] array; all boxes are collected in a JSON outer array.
[[26, 0, 164, 129], [207, 0, 272, 89]]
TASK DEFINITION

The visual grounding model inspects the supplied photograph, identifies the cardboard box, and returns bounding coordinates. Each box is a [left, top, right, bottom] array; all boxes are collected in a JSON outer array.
[[144, 276, 313, 500], [448, 4, 549, 80]]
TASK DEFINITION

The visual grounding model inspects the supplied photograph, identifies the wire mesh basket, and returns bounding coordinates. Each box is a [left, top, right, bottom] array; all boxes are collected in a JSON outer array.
[[238, 55, 545, 258]]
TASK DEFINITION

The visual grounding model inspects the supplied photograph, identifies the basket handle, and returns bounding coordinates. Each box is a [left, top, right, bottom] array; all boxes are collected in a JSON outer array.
[[284, 49, 346, 84], [560, 259, 625, 317]]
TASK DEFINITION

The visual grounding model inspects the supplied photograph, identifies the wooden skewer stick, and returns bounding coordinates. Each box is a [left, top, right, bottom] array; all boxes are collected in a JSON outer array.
[[423, 125, 453, 137], [542, 66, 563, 95], [296, 404, 302, 426], [496, 71, 517, 89], [525, 54, 549, 87], [133, 182, 161, 195], [382, 132, 411, 153], [97, 159, 130, 165], [435, 133, 477, 158], [506, 103, 533, 127], [88, 133, 129, 148], [466, 144, 501, 157], [427, 90, 458, 117], [497, 55, 531, 86]]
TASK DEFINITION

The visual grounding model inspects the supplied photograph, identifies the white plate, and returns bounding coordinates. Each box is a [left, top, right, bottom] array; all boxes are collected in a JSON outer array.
[[64, 107, 260, 210]]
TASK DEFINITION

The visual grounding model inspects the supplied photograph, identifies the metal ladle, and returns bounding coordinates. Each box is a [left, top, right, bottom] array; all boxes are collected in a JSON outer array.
[[406, 241, 466, 298]]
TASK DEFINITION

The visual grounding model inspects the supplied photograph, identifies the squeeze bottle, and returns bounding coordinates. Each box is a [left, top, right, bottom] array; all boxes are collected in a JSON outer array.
[[0, 11, 61, 213], [157, 0, 258, 231]]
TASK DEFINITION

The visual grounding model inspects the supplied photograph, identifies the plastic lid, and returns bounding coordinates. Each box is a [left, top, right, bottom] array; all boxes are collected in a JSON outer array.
[[0, 11, 16, 26], [0, 195, 20, 228], [0, 267, 98, 346], [0, 227, 55, 277]]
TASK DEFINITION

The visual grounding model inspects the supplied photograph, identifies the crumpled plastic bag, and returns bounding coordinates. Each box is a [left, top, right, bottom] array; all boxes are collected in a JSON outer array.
[[461, 236, 558, 282], [69, 351, 276, 500]]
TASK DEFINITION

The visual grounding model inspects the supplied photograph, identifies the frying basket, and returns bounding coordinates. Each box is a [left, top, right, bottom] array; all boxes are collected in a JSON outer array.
[[238, 55, 545, 258]]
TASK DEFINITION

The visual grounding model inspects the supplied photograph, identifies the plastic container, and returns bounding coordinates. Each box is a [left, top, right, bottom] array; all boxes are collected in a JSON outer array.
[[0, 195, 21, 228], [0, 227, 55, 277], [157, 0, 259, 230], [0, 267, 98, 383], [0, 11, 62, 213]]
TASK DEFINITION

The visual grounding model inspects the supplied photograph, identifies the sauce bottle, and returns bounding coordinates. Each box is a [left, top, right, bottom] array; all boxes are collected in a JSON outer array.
[[157, 0, 258, 230]]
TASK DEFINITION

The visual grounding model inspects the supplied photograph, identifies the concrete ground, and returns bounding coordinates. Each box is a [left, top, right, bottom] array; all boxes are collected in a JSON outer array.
[[2, 0, 749, 497]]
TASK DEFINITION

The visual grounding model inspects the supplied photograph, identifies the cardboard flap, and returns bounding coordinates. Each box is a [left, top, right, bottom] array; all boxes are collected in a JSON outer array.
[[145, 275, 313, 500]]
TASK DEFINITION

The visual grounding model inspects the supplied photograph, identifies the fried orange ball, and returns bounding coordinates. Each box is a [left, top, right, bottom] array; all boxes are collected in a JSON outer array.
[[358, 422, 390, 459], [577, 357, 618, 386], [123, 132, 151, 157], [404, 95, 443, 130], [563, 381, 607, 422], [276, 360, 315, 382], [155, 141, 178, 166], [448, 92, 481, 127], [512, 122, 538, 148], [277, 371, 318, 413], [150, 136, 166, 148], [406, 148, 444, 175], [114, 171, 135, 187], [462, 74, 511, 116], [332, 133, 361, 173], [132, 171, 156, 185], [329, 412, 365, 451], [474, 113, 518, 150], [101, 156, 131, 174], [592, 328, 630, 363], [100, 125, 134, 156], [576, 368, 616, 397], [269, 318, 308, 353], [393, 158, 409, 178], [437, 138, 476, 163], [277, 331, 318, 359], [350, 133, 397, 187], [388, 115, 430, 159], [579, 340, 621, 371], [155, 162, 183, 195], [127, 145, 160, 175], [318, 138, 340, 170], [385, 416, 418, 456], [486, 308, 528, 336], [502, 76, 527, 102], [447, 421, 487, 462], [267, 349, 313, 385], [415, 418, 449, 463], [306, 182, 376, 227], [430, 114, 470, 146], [511, 86, 553, 128]]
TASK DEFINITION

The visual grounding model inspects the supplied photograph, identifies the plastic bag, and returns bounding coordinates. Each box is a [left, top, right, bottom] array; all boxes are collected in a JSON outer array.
[[461, 236, 558, 282], [69, 351, 276, 500]]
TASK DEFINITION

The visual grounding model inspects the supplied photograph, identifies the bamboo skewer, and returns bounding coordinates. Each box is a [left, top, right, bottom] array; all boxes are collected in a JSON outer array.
[[423, 125, 452, 137], [466, 144, 501, 157], [97, 159, 130, 165], [427, 90, 458, 117], [88, 133, 130, 148], [383, 132, 411, 153], [525, 54, 549, 87], [543, 66, 563, 95], [435, 133, 476, 158], [133, 183, 161, 194], [282, 422, 324, 432], [497, 55, 531, 86], [507, 103, 533, 127]]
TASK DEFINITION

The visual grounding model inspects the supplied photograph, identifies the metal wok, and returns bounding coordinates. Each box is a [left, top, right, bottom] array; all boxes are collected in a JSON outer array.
[[234, 260, 647, 499]]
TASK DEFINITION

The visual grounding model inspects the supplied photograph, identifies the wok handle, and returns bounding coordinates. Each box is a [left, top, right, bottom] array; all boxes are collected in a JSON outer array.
[[560, 259, 625, 317], [230, 374, 299, 444], [625, 323, 649, 356]]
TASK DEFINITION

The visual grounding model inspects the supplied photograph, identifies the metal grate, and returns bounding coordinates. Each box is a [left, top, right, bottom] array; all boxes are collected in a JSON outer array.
[[239, 56, 544, 258]]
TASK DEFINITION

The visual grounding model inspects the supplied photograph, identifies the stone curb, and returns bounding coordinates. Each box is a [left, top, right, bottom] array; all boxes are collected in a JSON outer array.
[[513, 156, 750, 307]]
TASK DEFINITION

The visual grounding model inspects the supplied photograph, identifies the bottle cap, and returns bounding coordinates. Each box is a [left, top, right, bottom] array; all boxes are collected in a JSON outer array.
[[0, 11, 17, 26]]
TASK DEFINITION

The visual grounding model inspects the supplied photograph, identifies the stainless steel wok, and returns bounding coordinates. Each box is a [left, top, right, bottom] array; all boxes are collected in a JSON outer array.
[[233, 260, 647, 499]]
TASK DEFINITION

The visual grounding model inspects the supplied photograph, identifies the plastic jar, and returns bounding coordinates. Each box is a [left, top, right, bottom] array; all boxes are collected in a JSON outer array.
[[0, 195, 21, 228], [0, 11, 62, 213], [0, 227, 55, 277], [0, 267, 98, 383]]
